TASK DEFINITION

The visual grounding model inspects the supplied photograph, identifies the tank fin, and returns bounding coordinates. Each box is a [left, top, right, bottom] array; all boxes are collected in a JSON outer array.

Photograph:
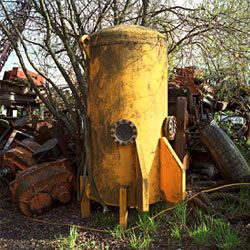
[[135, 142, 149, 212], [160, 137, 186, 203]]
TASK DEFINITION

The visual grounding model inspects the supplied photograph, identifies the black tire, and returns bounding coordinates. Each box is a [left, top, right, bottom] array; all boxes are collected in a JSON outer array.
[[200, 125, 250, 182]]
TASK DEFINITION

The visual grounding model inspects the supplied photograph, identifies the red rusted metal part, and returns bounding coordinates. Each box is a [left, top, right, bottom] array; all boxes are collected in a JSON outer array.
[[9, 159, 75, 216], [3, 146, 35, 172], [174, 67, 202, 95], [3, 67, 45, 87]]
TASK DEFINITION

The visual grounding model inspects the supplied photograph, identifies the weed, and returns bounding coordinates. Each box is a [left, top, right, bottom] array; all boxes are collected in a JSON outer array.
[[170, 224, 182, 240], [239, 188, 250, 212], [57, 226, 79, 250], [189, 222, 210, 245], [169, 202, 188, 240], [222, 188, 250, 215], [223, 199, 238, 214], [211, 219, 240, 250], [136, 213, 158, 235], [173, 202, 187, 226], [128, 230, 152, 250], [109, 224, 125, 240]]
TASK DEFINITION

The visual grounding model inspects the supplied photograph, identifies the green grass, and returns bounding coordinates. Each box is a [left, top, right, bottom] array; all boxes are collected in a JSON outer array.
[[173, 202, 187, 226], [57, 226, 79, 250], [211, 219, 240, 250], [169, 202, 188, 240], [221, 188, 250, 215], [57, 226, 111, 250], [136, 213, 158, 235], [109, 212, 157, 249], [109, 224, 125, 240], [128, 230, 153, 250], [170, 224, 182, 240], [186, 210, 241, 250], [189, 222, 211, 246], [90, 210, 116, 227], [150, 201, 169, 216]]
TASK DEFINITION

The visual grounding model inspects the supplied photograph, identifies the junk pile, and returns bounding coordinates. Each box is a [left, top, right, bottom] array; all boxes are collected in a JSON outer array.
[[0, 115, 75, 216], [169, 67, 250, 185]]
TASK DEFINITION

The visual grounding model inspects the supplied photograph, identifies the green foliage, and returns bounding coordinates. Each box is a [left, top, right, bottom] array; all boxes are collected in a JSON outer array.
[[169, 202, 188, 240], [57, 226, 79, 250], [109, 225, 125, 240], [211, 219, 240, 250], [222, 188, 250, 214], [109, 213, 157, 249], [189, 222, 211, 245], [136, 213, 158, 235], [187, 210, 241, 250], [173, 202, 187, 226], [235, 140, 250, 166], [170, 224, 182, 240], [128, 231, 153, 250]]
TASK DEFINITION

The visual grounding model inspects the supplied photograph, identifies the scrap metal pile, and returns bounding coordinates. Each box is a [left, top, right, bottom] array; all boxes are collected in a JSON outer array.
[[0, 116, 75, 216], [169, 67, 250, 184]]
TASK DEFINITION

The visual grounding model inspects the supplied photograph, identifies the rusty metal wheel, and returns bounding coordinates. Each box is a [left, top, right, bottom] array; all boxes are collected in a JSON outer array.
[[10, 160, 74, 216]]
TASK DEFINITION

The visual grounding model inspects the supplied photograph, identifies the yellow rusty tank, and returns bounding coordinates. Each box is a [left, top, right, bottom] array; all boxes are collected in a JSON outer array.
[[80, 25, 185, 228]]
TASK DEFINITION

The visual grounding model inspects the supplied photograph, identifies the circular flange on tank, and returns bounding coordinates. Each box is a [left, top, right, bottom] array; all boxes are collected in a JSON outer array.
[[111, 119, 137, 145], [162, 116, 177, 141]]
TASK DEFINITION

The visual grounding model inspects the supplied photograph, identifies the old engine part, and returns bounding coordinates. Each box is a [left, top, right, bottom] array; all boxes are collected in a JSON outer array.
[[9, 159, 74, 216]]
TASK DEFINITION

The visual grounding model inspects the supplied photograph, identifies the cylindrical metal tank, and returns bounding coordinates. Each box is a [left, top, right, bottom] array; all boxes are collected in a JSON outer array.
[[85, 25, 168, 209]]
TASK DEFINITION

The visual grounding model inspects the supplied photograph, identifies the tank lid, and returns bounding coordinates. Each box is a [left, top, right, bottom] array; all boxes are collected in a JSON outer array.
[[90, 25, 166, 46]]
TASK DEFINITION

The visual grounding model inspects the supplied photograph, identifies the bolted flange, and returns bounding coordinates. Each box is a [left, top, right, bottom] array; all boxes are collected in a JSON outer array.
[[111, 119, 137, 145], [162, 116, 177, 141]]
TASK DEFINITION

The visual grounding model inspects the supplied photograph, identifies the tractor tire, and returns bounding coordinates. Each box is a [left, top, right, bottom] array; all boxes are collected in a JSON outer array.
[[200, 125, 250, 182]]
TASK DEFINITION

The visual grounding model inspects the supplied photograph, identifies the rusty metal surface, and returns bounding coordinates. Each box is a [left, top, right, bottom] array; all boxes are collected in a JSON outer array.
[[3, 146, 35, 172], [9, 159, 74, 216]]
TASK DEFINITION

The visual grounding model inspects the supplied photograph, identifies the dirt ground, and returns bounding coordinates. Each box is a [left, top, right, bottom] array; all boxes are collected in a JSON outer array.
[[1, 180, 250, 250], [0, 181, 121, 250]]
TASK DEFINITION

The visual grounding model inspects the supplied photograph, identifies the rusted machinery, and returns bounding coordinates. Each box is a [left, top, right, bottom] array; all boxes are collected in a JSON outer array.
[[0, 66, 75, 216], [0, 122, 75, 216], [168, 67, 250, 183], [80, 25, 186, 228]]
